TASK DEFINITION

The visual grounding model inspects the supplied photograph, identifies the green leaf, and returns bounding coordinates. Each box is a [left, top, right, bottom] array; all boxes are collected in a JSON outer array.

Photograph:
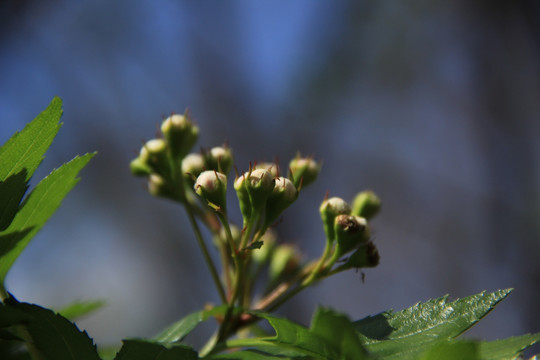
[[114, 339, 198, 360], [0, 97, 62, 182], [154, 305, 228, 344], [354, 289, 514, 360], [0, 299, 100, 360], [207, 348, 306, 359], [251, 308, 370, 360], [0, 97, 63, 232], [0, 170, 28, 231], [57, 300, 106, 321], [418, 340, 480, 360], [478, 333, 540, 360], [0, 152, 95, 289]]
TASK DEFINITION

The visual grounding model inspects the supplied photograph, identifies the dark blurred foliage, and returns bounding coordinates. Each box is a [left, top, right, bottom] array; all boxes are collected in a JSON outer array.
[[1, 0, 539, 354]]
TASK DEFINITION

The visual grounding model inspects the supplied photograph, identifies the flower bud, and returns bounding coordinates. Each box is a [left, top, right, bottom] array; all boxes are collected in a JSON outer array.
[[245, 169, 275, 210], [234, 174, 251, 225], [269, 244, 300, 283], [181, 153, 205, 187], [289, 155, 320, 189], [255, 162, 280, 177], [130, 156, 152, 177], [148, 174, 181, 201], [194, 170, 227, 211], [138, 139, 170, 176], [205, 146, 233, 175], [161, 113, 199, 159], [319, 197, 351, 242], [334, 215, 368, 256], [263, 177, 298, 229], [351, 190, 381, 220], [252, 229, 276, 264], [340, 242, 380, 270]]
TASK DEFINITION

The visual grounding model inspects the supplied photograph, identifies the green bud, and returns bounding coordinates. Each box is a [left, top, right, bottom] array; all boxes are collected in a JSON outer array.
[[182, 153, 205, 187], [148, 174, 181, 201], [234, 175, 252, 225], [319, 197, 351, 242], [245, 169, 275, 210], [252, 229, 276, 264], [289, 155, 320, 189], [161, 113, 199, 159], [130, 156, 152, 177], [255, 162, 280, 177], [263, 177, 298, 229], [334, 215, 368, 256], [340, 242, 380, 270], [205, 146, 233, 175], [194, 170, 227, 212], [139, 139, 170, 176], [351, 190, 381, 220], [269, 244, 300, 283]]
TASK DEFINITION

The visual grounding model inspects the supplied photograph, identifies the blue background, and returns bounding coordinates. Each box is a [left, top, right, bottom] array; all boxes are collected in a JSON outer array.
[[1, 0, 539, 354]]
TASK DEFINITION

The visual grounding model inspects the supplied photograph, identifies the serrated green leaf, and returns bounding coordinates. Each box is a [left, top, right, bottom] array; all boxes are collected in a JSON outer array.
[[57, 300, 106, 321], [418, 340, 480, 360], [154, 305, 228, 344], [0, 152, 95, 290], [0, 170, 28, 231], [0, 97, 63, 232], [0, 97, 62, 183], [0, 339, 31, 360], [0, 299, 100, 360], [249, 308, 370, 360], [478, 333, 540, 360], [114, 339, 198, 360], [354, 289, 514, 360]]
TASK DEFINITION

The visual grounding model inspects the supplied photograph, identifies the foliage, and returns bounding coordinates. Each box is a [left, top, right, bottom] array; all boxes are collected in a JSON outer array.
[[0, 98, 538, 359]]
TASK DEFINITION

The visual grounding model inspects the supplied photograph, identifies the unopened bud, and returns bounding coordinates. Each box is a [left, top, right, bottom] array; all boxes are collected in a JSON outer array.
[[252, 229, 276, 264], [289, 155, 320, 189], [130, 157, 152, 177], [205, 146, 233, 175], [194, 170, 227, 211], [263, 177, 298, 229], [334, 215, 368, 256], [161, 113, 199, 159], [351, 191, 381, 220], [341, 242, 380, 270], [245, 169, 275, 210], [255, 162, 280, 177], [234, 175, 251, 225], [269, 244, 300, 283], [148, 174, 181, 201], [182, 153, 205, 187], [139, 139, 169, 176], [319, 197, 351, 242]]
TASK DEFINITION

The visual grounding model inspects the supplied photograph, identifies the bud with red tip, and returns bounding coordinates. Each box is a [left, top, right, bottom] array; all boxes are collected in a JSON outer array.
[[161, 113, 199, 159], [334, 215, 368, 256], [289, 155, 320, 189], [194, 170, 228, 212], [319, 197, 351, 242]]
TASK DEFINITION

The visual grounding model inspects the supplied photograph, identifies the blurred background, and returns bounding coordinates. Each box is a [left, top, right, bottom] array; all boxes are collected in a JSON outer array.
[[1, 0, 539, 354]]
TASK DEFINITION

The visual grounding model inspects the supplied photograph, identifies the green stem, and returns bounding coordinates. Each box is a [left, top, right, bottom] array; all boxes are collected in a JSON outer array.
[[302, 239, 333, 286], [185, 207, 227, 304]]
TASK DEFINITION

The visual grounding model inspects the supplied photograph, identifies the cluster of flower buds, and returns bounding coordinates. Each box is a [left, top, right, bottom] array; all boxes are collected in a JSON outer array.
[[318, 191, 381, 271], [130, 112, 200, 202]]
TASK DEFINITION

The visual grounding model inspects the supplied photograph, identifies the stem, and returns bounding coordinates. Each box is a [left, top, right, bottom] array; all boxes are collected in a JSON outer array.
[[302, 239, 333, 286], [185, 207, 227, 304]]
